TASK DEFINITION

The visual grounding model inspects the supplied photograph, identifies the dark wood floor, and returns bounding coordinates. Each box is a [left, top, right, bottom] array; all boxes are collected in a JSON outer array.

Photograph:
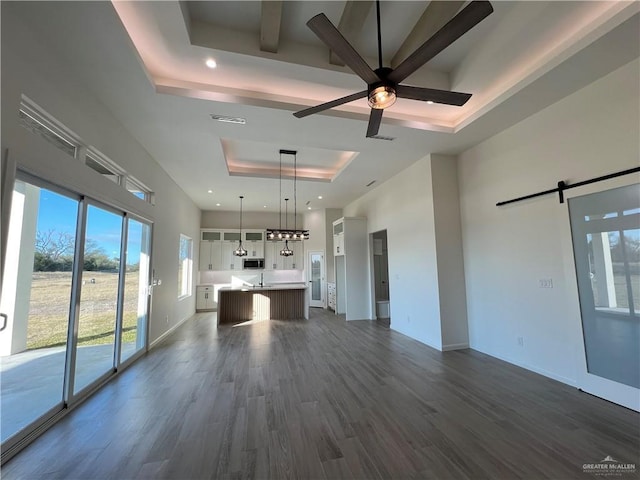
[[3, 308, 639, 479]]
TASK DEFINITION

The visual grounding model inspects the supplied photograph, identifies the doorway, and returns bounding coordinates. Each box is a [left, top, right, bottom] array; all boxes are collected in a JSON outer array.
[[371, 230, 390, 325], [307, 250, 325, 308]]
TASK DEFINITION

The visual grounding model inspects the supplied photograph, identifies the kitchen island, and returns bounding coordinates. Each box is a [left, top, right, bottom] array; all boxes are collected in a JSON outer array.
[[217, 283, 308, 324]]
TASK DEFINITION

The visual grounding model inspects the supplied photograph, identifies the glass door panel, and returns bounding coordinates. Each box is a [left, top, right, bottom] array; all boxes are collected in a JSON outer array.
[[120, 218, 150, 363], [0, 181, 78, 442], [308, 251, 324, 308], [73, 205, 122, 394], [570, 183, 640, 402]]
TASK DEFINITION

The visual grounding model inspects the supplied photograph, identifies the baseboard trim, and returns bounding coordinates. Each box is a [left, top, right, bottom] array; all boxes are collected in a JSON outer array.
[[150, 314, 192, 349], [441, 342, 469, 351], [470, 344, 578, 387]]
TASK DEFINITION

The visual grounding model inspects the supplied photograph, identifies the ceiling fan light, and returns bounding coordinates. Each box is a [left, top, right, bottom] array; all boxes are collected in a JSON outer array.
[[368, 86, 396, 109]]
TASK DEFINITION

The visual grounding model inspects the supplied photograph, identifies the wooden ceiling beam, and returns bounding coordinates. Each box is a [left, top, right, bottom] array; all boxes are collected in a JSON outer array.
[[330, 1, 374, 66], [260, 1, 283, 53], [391, 1, 464, 69]]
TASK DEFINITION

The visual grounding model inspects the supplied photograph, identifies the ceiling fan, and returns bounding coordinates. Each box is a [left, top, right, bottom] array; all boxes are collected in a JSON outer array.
[[293, 1, 494, 137]]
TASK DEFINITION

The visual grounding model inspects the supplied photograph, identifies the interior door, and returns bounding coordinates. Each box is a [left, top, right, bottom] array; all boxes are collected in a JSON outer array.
[[308, 251, 324, 308], [569, 183, 640, 411]]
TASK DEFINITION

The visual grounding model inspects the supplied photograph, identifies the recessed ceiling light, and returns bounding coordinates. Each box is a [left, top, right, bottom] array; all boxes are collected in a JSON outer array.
[[317, 196, 323, 199], [216, 203, 221, 206], [308, 207, 312, 210], [263, 205, 267, 208], [207, 190, 213, 194], [426, 100, 434, 105], [205, 58, 217, 69]]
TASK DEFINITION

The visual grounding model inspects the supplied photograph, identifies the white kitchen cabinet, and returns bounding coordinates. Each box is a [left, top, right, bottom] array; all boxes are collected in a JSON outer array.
[[199, 230, 222, 271], [333, 234, 344, 256], [244, 231, 265, 258], [222, 233, 241, 270], [282, 241, 303, 270], [196, 285, 216, 311], [264, 240, 303, 270], [327, 282, 336, 311], [333, 217, 369, 320], [265, 241, 279, 270], [333, 219, 345, 256]]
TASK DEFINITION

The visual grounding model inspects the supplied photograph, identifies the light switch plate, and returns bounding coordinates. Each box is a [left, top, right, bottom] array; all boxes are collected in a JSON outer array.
[[539, 278, 553, 288]]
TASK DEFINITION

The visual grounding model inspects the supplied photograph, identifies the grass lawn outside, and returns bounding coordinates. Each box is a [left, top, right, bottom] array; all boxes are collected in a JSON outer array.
[[27, 271, 144, 350]]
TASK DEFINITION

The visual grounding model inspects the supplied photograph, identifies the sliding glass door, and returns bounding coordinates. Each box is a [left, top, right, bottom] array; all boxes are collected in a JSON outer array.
[[72, 204, 123, 394], [0, 181, 79, 442], [120, 218, 151, 363], [0, 175, 153, 449]]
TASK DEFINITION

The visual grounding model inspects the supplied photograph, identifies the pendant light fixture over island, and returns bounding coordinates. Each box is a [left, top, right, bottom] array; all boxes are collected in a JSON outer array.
[[266, 149, 310, 246], [233, 195, 248, 257]]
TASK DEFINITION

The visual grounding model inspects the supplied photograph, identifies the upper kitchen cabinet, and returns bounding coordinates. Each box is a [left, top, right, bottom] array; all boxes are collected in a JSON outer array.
[[265, 239, 304, 270], [222, 232, 242, 270], [333, 219, 345, 256], [199, 230, 222, 271], [244, 231, 265, 258]]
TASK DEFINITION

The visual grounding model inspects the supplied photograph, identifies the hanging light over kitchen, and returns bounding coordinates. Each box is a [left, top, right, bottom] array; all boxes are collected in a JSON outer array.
[[267, 149, 310, 242], [233, 195, 247, 257], [280, 199, 294, 257]]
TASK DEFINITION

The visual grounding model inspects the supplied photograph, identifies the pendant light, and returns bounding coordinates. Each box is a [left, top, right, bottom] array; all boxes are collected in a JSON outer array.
[[266, 149, 310, 242], [233, 195, 247, 257], [280, 198, 294, 256]]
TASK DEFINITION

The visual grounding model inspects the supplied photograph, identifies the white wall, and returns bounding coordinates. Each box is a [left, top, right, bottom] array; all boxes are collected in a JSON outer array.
[[458, 59, 640, 386], [343, 158, 443, 349], [431, 155, 469, 350], [201, 210, 303, 230], [303, 210, 325, 255], [1, 5, 201, 345]]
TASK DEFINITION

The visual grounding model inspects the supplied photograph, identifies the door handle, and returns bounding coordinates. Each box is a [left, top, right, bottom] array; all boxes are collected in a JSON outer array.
[[0, 313, 7, 332]]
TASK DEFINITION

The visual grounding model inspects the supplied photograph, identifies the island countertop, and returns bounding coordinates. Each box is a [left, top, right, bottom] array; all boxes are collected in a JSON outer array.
[[218, 282, 307, 293], [218, 283, 309, 323]]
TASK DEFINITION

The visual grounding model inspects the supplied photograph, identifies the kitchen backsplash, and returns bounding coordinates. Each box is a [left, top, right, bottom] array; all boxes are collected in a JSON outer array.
[[199, 269, 304, 286]]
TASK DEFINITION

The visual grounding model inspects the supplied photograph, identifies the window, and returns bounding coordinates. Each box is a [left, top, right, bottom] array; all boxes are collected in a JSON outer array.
[[18, 97, 154, 204], [18, 107, 79, 159], [85, 150, 123, 185], [125, 176, 153, 203], [178, 234, 193, 299]]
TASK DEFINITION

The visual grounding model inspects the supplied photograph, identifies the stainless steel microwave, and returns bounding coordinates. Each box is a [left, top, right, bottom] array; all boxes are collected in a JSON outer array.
[[243, 258, 264, 269]]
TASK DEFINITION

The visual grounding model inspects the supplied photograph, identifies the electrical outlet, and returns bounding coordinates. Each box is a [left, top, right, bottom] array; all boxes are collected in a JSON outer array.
[[165, 315, 169, 324], [517, 336, 524, 347], [539, 278, 553, 288]]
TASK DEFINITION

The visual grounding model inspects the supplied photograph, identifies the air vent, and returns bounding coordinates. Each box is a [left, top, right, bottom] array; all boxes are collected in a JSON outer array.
[[210, 114, 246, 124], [369, 135, 395, 141], [366, 180, 377, 187]]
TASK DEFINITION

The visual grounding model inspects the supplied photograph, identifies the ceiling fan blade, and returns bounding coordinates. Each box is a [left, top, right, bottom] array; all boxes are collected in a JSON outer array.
[[307, 13, 380, 85], [366, 109, 383, 138], [293, 90, 368, 118], [396, 85, 471, 106], [388, 1, 493, 84]]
